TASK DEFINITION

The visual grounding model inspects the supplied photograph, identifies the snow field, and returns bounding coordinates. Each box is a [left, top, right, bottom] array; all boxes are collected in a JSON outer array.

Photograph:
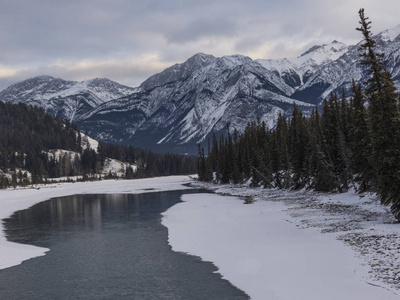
[[162, 189, 399, 300]]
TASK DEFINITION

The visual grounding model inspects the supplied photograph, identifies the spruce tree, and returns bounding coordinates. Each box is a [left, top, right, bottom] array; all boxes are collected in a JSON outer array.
[[289, 104, 310, 189], [357, 9, 400, 220], [261, 139, 273, 188], [348, 80, 376, 191], [272, 114, 290, 188], [197, 144, 206, 181], [309, 108, 338, 192]]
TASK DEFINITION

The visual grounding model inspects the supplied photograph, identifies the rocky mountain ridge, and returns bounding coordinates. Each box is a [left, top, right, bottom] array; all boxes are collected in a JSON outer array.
[[1, 25, 400, 154], [0, 76, 137, 122]]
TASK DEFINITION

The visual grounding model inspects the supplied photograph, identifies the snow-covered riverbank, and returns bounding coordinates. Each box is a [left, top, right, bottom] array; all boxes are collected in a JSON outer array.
[[0, 176, 193, 270], [162, 184, 400, 300], [1, 177, 399, 299]]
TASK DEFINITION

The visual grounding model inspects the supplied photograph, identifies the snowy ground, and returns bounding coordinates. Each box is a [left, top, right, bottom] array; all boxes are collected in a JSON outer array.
[[0, 176, 193, 270], [1, 177, 399, 299], [162, 182, 400, 300]]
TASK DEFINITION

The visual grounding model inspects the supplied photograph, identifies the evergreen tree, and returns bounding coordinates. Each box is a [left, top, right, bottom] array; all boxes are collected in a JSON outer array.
[[197, 144, 206, 181], [357, 9, 400, 220], [210, 133, 220, 180], [195, 9, 400, 222], [309, 108, 338, 191], [273, 114, 290, 188], [289, 104, 310, 189], [348, 80, 376, 191]]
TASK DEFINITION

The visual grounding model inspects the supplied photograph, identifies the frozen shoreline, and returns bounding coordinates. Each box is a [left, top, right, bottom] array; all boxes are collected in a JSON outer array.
[[0, 176, 193, 270], [2, 177, 399, 299], [162, 185, 400, 300]]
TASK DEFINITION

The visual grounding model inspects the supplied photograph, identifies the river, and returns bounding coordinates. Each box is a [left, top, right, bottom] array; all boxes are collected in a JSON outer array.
[[0, 190, 249, 299]]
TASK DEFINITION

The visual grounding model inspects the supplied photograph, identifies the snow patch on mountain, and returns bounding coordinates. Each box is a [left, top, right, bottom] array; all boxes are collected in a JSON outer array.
[[101, 158, 137, 177], [257, 40, 349, 91], [140, 53, 216, 91], [80, 132, 99, 151], [379, 24, 400, 42], [3, 24, 400, 153], [0, 76, 137, 122]]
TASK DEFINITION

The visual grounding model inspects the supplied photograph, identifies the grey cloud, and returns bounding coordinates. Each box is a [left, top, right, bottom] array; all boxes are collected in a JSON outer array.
[[1, 0, 400, 91], [234, 35, 266, 54], [166, 17, 237, 44]]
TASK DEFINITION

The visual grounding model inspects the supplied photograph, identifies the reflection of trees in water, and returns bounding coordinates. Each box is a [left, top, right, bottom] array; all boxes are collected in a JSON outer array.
[[4, 190, 196, 244], [0, 189, 249, 300]]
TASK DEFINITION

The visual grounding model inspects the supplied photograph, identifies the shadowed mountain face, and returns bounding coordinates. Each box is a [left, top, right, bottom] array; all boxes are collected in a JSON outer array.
[[2, 25, 400, 154]]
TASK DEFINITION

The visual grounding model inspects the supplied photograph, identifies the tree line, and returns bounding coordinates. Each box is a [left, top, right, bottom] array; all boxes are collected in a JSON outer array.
[[0, 101, 197, 188], [198, 9, 400, 221]]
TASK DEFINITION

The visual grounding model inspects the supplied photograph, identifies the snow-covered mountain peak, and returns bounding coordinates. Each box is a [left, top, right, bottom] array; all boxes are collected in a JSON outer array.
[[0, 75, 137, 122], [86, 77, 113, 86], [377, 24, 400, 43], [297, 40, 348, 66], [139, 53, 216, 91], [3, 23, 400, 154], [185, 52, 216, 66], [256, 40, 349, 91], [1, 76, 72, 98], [82, 78, 138, 102], [221, 54, 252, 63], [200, 54, 257, 81], [255, 57, 292, 74], [33, 75, 57, 81]]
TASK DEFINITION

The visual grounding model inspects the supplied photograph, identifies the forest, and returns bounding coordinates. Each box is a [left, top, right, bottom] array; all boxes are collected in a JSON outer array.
[[0, 101, 197, 188], [198, 9, 400, 221]]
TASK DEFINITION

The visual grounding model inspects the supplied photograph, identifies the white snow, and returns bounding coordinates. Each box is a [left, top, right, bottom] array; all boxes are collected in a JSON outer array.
[[101, 157, 137, 177], [162, 185, 400, 300], [379, 24, 400, 42], [1, 176, 399, 299], [0, 176, 193, 270], [296, 41, 348, 67], [80, 132, 99, 151], [46, 149, 80, 162], [34, 78, 136, 103], [257, 40, 349, 91]]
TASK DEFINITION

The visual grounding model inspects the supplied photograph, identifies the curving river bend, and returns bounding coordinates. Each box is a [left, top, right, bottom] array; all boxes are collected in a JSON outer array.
[[0, 190, 249, 300]]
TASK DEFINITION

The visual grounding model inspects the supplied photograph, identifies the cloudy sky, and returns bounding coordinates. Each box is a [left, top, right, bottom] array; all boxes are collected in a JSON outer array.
[[1, 0, 400, 90]]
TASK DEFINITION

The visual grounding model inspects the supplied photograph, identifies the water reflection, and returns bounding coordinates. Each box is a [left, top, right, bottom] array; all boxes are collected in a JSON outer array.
[[1, 190, 250, 300], [5, 191, 189, 247]]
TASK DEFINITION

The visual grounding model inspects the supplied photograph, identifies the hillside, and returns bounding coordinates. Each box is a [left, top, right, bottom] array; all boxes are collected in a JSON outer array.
[[0, 101, 196, 187], [1, 25, 400, 154]]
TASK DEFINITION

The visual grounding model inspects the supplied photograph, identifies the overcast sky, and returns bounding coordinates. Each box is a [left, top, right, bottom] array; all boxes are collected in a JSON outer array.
[[1, 0, 400, 90]]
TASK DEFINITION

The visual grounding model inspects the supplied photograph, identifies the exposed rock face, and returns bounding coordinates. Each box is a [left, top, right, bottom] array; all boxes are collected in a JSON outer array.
[[2, 25, 400, 154]]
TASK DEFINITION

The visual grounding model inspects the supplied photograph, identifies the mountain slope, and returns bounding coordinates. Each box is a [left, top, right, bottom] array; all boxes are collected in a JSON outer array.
[[78, 24, 400, 153], [258, 26, 400, 104], [0, 75, 137, 122], [257, 40, 349, 90], [77, 53, 313, 153], [2, 25, 400, 154]]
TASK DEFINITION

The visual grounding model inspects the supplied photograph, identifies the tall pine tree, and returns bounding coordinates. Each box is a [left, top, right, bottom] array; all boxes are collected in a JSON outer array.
[[348, 80, 376, 191], [357, 8, 400, 220]]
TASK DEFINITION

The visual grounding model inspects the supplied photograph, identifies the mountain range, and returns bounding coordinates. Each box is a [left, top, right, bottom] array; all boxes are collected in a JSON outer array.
[[0, 76, 137, 122], [1, 25, 400, 154]]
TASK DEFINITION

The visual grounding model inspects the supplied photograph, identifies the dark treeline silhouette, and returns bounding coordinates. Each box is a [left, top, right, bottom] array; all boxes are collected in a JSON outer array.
[[198, 9, 400, 221], [0, 101, 196, 188]]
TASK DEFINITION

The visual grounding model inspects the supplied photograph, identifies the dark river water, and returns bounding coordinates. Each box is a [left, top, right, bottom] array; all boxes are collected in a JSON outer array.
[[0, 190, 249, 299]]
